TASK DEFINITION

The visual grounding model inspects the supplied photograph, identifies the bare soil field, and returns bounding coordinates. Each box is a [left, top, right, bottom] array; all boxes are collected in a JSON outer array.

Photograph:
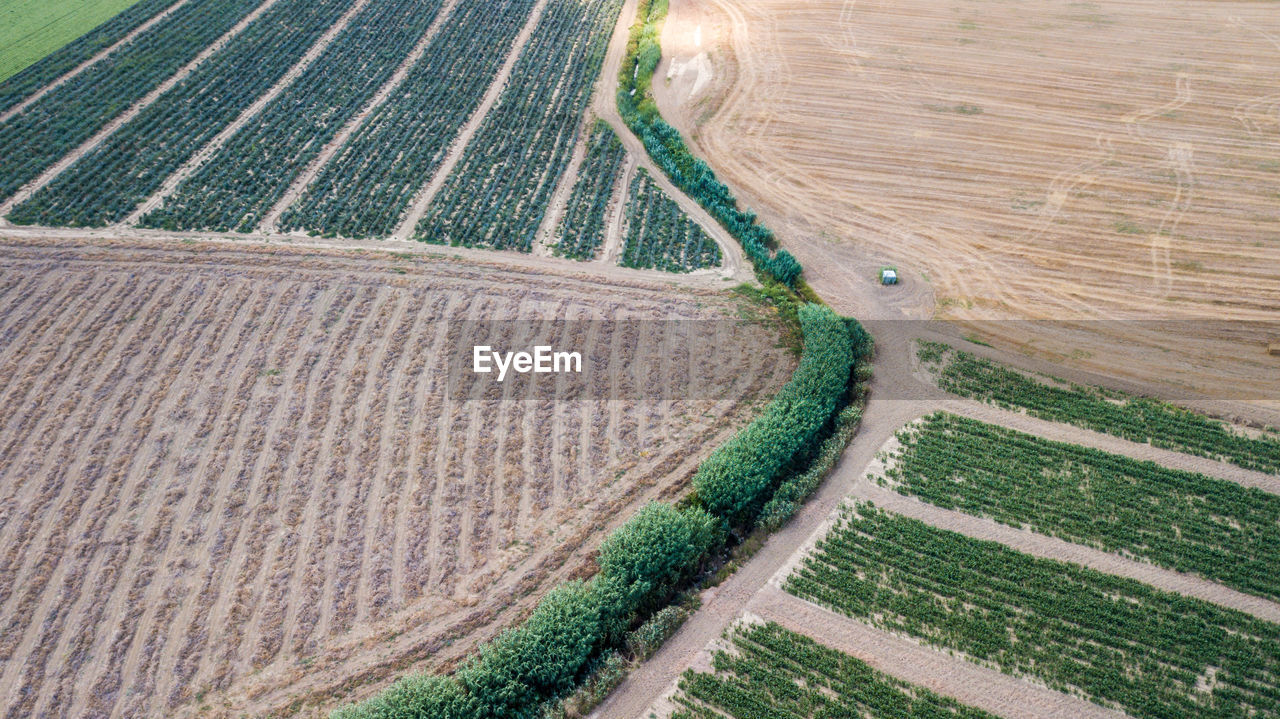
[[0, 237, 792, 719], [656, 0, 1280, 401]]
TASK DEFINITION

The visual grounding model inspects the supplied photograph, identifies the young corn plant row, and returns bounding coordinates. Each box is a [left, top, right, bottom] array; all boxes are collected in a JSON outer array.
[[619, 169, 721, 273], [0, 0, 183, 113], [552, 120, 627, 261], [0, 0, 265, 203], [9, 0, 361, 227], [672, 621, 996, 719], [139, 0, 446, 232], [919, 341, 1280, 474], [278, 0, 538, 239], [884, 412, 1280, 602], [412, 0, 625, 251], [787, 502, 1280, 719]]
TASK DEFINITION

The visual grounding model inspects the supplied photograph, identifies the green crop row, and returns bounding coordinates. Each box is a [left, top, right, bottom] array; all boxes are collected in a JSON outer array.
[[333, 306, 868, 718], [0, 0, 265, 204], [920, 342, 1280, 474], [140, 0, 447, 233], [619, 168, 721, 273], [10, 0, 361, 227], [672, 621, 996, 719], [0, 0, 182, 112], [278, 0, 537, 238], [413, 0, 624, 250], [553, 120, 627, 261], [885, 412, 1280, 601], [616, 0, 802, 286], [787, 502, 1280, 719]]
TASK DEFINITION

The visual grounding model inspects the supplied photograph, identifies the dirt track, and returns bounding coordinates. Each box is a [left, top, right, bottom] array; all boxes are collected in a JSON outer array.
[[0, 237, 792, 719]]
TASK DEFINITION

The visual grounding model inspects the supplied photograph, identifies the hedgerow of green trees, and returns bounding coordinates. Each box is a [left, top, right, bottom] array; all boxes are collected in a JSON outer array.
[[616, 0, 802, 286], [887, 412, 1280, 601], [920, 341, 1280, 474], [673, 621, 998, 719], [0, 0, 263, 204], [0, 0, 181, 114], [333, 305, 869, 719], [788, 502, 1280, 719]]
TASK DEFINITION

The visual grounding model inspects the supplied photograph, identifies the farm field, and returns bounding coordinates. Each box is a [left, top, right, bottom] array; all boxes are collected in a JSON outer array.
[[0, 238, 793, 719], [655, 0, 1280, 400], [413, 0, 623, 250], [884, 411, 1280, 601], [553, 121, 627, 261], [786, 502, 1280, 719], [0, 0, 146, 82], [919, 342, 1280, 473], [672, 621, 996, 719], [620, 169, 721, 273]]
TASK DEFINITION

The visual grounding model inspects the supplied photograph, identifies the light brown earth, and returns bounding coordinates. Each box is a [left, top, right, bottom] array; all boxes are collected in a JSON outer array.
[[655, 0, 1280, 402], [0, 237, 793, 719]]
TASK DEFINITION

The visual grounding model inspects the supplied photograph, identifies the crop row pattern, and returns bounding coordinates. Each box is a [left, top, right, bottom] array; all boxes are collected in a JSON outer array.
[[673, 621, 996, 719], [9, 0, 360, 227], [920, 342, 1280, 474], [0, 0, 183, 113], [140, 0, 446, 232], [278, 0, 538, 238], [412, 0, 625, 250], [0, 0, 265, 203], [788, 502, 1280, 719], [619, 168, 720, 273], [886, 412, 1280, 602], [553, 121, 626, 261]]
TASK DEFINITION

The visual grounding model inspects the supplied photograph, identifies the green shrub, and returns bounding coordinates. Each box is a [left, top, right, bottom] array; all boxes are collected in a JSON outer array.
[[693, 304, 854, 519]]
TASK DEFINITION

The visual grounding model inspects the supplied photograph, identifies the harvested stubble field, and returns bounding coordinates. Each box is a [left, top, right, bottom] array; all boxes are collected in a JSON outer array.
[[0, 238, 793, 719], [657, 0, 1280, 399]]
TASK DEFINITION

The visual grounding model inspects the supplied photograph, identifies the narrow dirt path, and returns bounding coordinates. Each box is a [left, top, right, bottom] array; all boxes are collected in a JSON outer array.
[[0, 0, 194, 125], [590, 0, 749, 282], [121, 0, 375, 226], [747, 587, 1131, 719], [0, 0, 284, 220], [532, 123, 591, 257], [390, 0, 551, 242], [598, 155, 635, 265], [258, 0, 460, 234]]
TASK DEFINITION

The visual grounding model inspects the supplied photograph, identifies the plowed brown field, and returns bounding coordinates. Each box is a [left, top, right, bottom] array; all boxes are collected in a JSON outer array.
[[0, 238, 791, 718], [657, 0, 1280, 399]]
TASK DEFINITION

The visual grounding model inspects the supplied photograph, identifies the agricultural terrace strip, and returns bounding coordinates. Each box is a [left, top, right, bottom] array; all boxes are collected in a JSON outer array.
[[139, 0, 446, 232], [0, 239, 793, 718], [279, 0, 537, 239], [787, 503, 1280, 719], [0, 0, 181, 111], [413, 0, 624, 250], [884, 412, 1280, 602], [0, 0, 264, 203], [553, 120, 626, 261], [9, 0, 360, 227], [920, 342, 1280, 474], [672, 622, 996, 719], [620, 168, 721, 273]]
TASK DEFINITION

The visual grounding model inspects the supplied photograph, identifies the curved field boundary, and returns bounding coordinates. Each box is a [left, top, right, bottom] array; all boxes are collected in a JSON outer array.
[[0, 0, 187, 118]]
